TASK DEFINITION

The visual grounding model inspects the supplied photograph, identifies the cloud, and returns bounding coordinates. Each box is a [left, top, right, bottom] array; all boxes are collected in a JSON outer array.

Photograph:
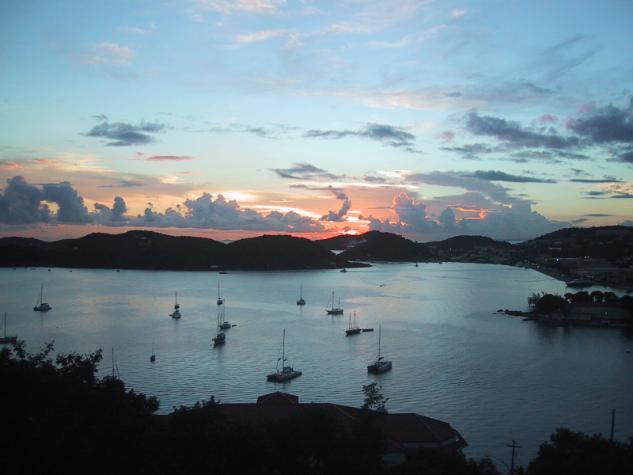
[[619, 149, 633, 163], [0, 176, 50, 224], [85, 119, 166, 146], [189, 0, 284, 16], [0, 176, 325, 232], [146, 155, 194, 161], [135, 192, 325, 232], [567, 97, 633, 144], [320, 187, 351, 222], [271, 162, 344, 181], [41, 182, 91, 223], [236, 29, 291, 43], [304, 123, 420, 153], [466, 111, 579, 149], [465, 170, 556, 183], [570, 177, 622, 183], [94, 196, 128, 224], [118, 24, 156, 35], [97, 180, 145, 188], [368, 191, 566, 241], [83, 42, 135, 65], [451, 9, 467, 18], [368, 24, 446, 48], [585, 213, 612, 217]]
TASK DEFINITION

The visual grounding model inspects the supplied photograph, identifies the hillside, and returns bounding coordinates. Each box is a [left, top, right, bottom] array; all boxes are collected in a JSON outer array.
[[0, 231, 355, 271], [337, 231, 432, 262]]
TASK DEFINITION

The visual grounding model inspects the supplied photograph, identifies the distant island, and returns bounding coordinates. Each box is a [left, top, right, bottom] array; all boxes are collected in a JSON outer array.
[[1, 226, 632, 287]]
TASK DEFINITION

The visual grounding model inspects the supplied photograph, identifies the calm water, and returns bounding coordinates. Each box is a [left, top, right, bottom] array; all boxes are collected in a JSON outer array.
[[1, 263, 632, 467]]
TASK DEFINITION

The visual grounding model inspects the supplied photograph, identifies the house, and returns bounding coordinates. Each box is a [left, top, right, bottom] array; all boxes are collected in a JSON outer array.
[[219, 391, 466, 465]]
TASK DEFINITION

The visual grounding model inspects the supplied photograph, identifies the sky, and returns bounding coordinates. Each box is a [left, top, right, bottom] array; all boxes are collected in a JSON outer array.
[[1, 0, 633, 242]]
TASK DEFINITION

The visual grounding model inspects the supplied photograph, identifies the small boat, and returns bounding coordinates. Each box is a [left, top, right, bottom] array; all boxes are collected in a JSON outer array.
[[367, 325, 392, 374], [212, 308, 226, 346], [362, 328, 374, 332], [219, 304, 231, 330], [266, 329, 302, 382], [340, 268, 347, 273], [345, 312, 362, 336], [326, 291, 344, 315], [415, 262, 419, 267], [111, 348, 120, 379], [217, 281, 224, 306], [566, 278, 593, 288], [150, 340, 156, 363], [33, 284, 52, 312], [0, 312, 17, 344], [296, 284, 306, 306], [169, 292, 182, 319]]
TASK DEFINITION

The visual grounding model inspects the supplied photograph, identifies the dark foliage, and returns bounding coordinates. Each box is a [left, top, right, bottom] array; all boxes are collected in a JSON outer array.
[[526, 428, 633, 475]]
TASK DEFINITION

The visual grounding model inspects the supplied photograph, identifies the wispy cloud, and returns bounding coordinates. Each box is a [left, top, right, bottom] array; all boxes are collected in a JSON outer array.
[[82, 42, 135, 65], [451, 9, 467, 18], [304, 123, 420, 153], [146, 155, 194, 161], [368, 24, 446, 48], [235, 29, 291, 44], [272, 163, 344, 181]]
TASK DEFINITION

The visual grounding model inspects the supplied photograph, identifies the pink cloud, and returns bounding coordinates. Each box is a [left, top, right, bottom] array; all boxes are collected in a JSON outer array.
[[146, 155, 194, 161]]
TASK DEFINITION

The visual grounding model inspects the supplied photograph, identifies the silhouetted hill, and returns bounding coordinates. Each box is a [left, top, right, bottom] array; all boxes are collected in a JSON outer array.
[[338, 231, 432, 262], [224, 234, 352, 270], [317, 233, 363, 251], [0, 231, 356, 271], [426, 235, 512, 250], [518, 225, 633, 259]]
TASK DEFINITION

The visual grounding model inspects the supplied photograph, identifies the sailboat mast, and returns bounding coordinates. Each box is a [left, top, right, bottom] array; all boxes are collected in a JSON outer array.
[[282, 329, 285, 367], [378, 325, 381, 359], [218, 281, 220, 299], [175, 291, 178, 305], [331, 291, 334, 311], [3, 312, 6, 338], [112, 348, 115, 378], [40, 283, 43, 305]]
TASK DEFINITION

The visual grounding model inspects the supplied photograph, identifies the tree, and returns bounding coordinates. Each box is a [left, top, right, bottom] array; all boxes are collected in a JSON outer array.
[[590, 290, 603, 304], [534, 294, 568, 314], [362, 382, 389, 413], [527, 428, 633, 475]]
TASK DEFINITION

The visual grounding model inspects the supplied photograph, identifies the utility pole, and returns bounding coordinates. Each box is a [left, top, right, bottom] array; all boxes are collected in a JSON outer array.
[[506, 439, 521, 475], [610, 408, 615, 442]]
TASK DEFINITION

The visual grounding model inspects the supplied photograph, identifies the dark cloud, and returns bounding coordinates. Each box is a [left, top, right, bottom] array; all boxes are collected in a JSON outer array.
[[466, 111, 579, 149], [611, 193, 633, 199], [41, 182, 91, 223], [85, 119, 166, 146], [363, 175, 387, 184], [94, 196, 128, 224], [146, 155, 193, 161], [618, 149, 633, 163], [583, 190, 607, 198], [320, 187, 351, 222], [0, 176, 49, 224], [585, 213, 612, 217], [568, 97, 633, 143], [466, 170, 556, 183], [305, 123, 420, 153], [97, 180, 145, 188], [570, 177, 622, 183], [272, 162, 343, 181], [440, 143, 497, 159]]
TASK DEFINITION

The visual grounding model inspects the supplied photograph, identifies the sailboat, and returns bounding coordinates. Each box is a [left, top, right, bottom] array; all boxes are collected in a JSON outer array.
[[150, 340, 156, 363], [33, 284, 52, 312], [169, 292, 181, 319], [367, 325, 392, 374], [111, 348, 120, 379], [219, 303, 231, 330], [217, 281, 224, 306], [325, 291, 344, 315], [345, 312, 361, 336], [212, 308, 226, 346], [267, 329, 302, 382], [296, 284, 306, 306], [0, 312, 17, 344]]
